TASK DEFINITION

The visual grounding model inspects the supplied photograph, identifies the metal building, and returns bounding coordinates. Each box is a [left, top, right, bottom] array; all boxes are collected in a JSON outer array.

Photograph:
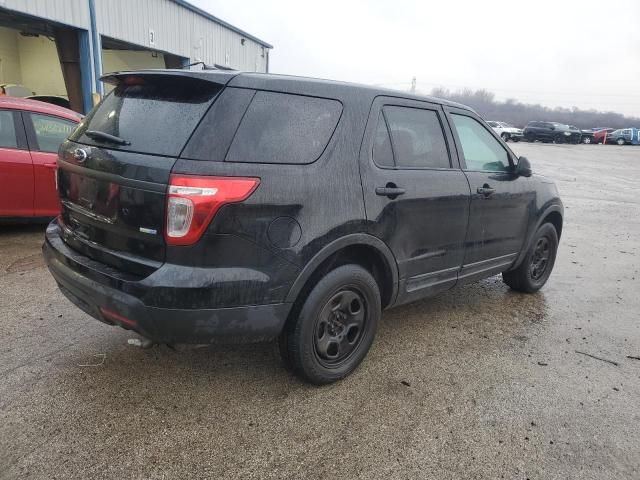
[[0, 0, 272, 113]]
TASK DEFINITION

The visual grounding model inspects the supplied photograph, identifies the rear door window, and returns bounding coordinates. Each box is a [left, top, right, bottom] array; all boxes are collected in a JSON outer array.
[[29, 113, 78, 153], [70, 76, 222, 157], [225, 91, 342, 164], [372, 112, 394, 168], [380, 106, 451, 169], [0, 110, 18, 149]]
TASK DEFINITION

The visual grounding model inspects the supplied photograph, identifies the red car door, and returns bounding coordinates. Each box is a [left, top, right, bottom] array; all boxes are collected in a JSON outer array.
[[0, 109, 34, 217], [24, 112, 79, 216]]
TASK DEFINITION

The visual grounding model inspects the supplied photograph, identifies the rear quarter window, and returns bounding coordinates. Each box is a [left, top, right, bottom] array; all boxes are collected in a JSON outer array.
[[225, 91, 342, 164]]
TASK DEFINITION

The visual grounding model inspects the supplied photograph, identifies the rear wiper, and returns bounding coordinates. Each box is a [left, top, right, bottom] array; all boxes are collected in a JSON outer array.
[[85, 130, 131, 146]]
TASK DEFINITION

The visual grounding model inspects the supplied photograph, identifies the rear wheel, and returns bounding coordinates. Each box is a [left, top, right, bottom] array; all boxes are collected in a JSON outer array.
[[582, 136, 592, 144], [617, 138, 625, 145], [526, 134, 536, 143], [503, 223, 558, 293], [501, 132, 510, 142], [279, 265, 381, 384]]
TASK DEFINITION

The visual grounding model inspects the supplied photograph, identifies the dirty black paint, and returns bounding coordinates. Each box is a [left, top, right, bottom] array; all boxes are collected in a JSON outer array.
[[45, 70, 563, 343]]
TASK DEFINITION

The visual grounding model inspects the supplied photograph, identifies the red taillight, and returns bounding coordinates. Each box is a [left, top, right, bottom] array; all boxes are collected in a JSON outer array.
[[165, 175, 260, 246]]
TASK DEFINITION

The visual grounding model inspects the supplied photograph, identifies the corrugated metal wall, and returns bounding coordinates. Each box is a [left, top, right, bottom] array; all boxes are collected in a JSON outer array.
[[94, 0, 268, 72], [3, 0, 269, 72], [2, 0, 90, 29]]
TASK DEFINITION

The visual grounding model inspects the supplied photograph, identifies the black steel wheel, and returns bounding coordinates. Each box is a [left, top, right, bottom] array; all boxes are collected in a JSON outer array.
[[529, 236, 551, 281], [279, 264, 381, 384], [503, 223, 558, 293], [313, 288, 367, 366]]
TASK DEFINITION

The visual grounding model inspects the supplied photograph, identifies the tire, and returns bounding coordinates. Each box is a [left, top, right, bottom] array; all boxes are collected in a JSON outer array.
[[502, 223, 558, 293], [279, 264, 381, 384], [501, 133, 510, 142], [554, 135, 564, 144], [512, 137, 520, 143], [617, 138, 625, 145], [582, 136, 592, 144], [526, 134, 536, 143]]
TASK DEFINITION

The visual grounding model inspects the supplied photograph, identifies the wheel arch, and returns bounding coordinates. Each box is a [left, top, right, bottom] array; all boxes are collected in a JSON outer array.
[[511, 204, 563, 270], [285, 234, 399, 310]]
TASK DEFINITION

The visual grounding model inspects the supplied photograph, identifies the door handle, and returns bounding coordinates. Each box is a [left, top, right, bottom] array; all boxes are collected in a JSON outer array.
[[376, 185, 405, 198], [43, 163, 57, 169], [477, 185, 495, 197]]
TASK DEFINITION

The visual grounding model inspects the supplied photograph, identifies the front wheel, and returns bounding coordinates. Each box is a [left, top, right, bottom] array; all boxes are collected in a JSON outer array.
[[279, 265, 381, 384], [582, 136, 592, 144], [501, 133, 510, 142], [617, 138, 625, 145], [503, 223, 559, 293]]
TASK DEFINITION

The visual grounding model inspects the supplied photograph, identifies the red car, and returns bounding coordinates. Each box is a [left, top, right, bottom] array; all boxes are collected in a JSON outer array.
[[592, 128, 615, 144], [0, 97, 81, 219]]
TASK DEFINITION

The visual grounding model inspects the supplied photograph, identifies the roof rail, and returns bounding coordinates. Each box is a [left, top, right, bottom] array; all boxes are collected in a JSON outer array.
[[182, 61, 238, 72]]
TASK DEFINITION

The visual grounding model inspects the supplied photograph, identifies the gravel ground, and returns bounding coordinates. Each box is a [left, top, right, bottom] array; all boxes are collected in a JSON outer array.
[[1, 143, 639, 479]]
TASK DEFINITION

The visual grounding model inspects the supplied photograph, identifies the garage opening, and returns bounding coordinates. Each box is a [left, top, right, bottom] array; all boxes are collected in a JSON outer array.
[[101, 36, 188, 93], [0, 8, 90, 113]]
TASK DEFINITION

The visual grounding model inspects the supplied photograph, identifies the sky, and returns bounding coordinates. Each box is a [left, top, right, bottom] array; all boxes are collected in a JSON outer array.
[[191, 0, 640, 116]]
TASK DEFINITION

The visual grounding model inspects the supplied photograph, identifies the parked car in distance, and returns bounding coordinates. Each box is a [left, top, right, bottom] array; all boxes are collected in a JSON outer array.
[[576, 127, 594, 144], [605, 128, 639, 145], [523, 121, 581, 144], [43, 70, 563, 384], [592, 128, 615, 144], [0, 97, 81, 220], [486, 121, 523, 142]]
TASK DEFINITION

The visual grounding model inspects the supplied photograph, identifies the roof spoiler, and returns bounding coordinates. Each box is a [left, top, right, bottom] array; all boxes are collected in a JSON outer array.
[[100, 69, 239, 86]]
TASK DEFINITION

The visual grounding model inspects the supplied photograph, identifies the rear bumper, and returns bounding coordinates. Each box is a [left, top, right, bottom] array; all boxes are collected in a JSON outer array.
[[43, 221, 292, 342]]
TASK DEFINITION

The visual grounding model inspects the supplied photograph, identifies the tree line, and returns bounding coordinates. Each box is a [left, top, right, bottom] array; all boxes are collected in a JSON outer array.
[[428, 87, 640, 129]]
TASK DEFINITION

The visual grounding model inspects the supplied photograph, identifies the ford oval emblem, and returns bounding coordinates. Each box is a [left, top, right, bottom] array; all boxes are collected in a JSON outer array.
[[73, 148, 88, 163]]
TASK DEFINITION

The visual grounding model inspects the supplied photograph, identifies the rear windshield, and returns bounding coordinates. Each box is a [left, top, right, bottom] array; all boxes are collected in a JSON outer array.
[[70, 76, 222, 157]]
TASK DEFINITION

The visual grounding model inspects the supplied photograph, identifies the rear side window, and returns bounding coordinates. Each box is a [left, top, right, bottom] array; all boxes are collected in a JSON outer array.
[[378, 106, 450, 169], [71, 76, 221, 157], [30, 114, 77, 153], [225, 91, 342, 164], [0, 110, 18, 149], [182, 87, 256, 161], [373, 112, 394, 167]]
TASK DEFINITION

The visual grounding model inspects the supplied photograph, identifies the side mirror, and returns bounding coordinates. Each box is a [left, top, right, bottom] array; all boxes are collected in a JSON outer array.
[[516, 156, 532, 177]]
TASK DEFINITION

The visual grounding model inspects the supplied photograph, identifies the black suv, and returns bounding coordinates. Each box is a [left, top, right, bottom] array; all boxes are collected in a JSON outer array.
[[43, 70, 563, 384], [523, 121, 581, 144]]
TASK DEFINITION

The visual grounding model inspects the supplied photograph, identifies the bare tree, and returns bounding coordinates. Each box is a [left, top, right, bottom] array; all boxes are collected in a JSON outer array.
[[428, 88, 640, 129]]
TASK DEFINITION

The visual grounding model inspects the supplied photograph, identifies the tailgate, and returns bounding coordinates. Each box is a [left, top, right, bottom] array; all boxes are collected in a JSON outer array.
[[56, 71, 227, 276]]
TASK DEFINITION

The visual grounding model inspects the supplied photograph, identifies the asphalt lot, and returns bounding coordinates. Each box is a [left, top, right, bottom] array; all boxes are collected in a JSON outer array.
[[1, 143, 639, 479]]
